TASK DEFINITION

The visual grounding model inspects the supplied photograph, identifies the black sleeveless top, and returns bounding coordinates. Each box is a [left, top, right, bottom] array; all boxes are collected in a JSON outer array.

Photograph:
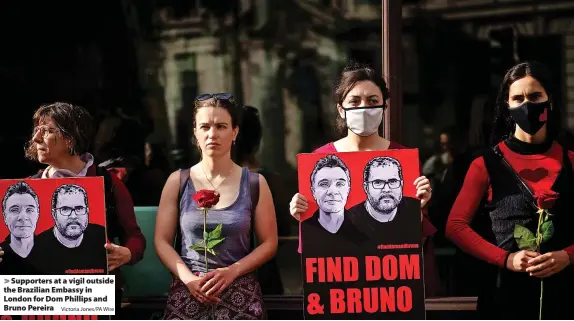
[[478, 140, 574, 320]]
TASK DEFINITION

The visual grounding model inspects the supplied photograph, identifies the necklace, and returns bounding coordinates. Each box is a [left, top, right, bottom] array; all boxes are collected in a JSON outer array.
[[201, 165, 234, 192]]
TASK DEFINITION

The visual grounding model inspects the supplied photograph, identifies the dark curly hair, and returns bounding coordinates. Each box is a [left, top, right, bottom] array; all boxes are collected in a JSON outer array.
[[25, 102, 94, 160], [490, 61, 561, 146], [334, 61, 390, 134]]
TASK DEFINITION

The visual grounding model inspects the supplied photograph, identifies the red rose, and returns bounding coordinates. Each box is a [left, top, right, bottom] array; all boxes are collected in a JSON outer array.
[[193, 189, 220, 209], [534, 190, 559, 210]]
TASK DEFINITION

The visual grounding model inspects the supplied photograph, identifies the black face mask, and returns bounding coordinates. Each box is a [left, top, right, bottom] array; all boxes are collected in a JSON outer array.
[[509, 100, 550, 135]]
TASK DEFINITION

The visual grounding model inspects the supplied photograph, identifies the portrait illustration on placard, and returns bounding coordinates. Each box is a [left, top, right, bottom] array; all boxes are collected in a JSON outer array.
[[309, 154, 351, 234], [0, 177, 108, 277], [38, 184, 100, 248], [348, 156, 421, 243], [1, 181, 40, 259], [298, 149, 425, 320]]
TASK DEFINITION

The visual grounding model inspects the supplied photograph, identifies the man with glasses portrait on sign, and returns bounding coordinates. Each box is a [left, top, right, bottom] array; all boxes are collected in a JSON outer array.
[[35, 184, 107, 274], [348, 156, 421, 243]]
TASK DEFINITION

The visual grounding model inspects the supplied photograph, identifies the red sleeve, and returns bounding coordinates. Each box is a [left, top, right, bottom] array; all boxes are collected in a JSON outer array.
[[419, 163, 436, 237], [422, 208, 437, 237], [562, 246, 574, 264], [567, 149, 574, 167], [564, 149, 574, 263], [445, 157, 510, 268], [108, 170, 146, 265]]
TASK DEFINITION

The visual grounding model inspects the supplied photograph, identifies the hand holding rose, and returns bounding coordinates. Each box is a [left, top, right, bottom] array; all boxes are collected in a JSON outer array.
[[200, 266, 239, 298], [526, 250, 570, 278]]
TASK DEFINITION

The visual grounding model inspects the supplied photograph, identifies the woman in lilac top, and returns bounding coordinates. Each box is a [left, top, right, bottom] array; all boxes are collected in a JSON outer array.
[[290, 61, 440, 295], [154, 94, 278, 319]]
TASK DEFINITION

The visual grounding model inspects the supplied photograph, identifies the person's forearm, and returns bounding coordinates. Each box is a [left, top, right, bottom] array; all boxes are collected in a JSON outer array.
[[123, 232, 146, 265], [230, 240, 277, 277], [156, 240, 198, 283], [421, 209, 437, 240], [113, 173, 146, 264]]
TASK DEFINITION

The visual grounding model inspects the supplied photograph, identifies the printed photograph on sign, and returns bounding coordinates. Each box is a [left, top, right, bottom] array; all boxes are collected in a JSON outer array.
[[298, 149, 425, 320], [0, 177, 109, 320]]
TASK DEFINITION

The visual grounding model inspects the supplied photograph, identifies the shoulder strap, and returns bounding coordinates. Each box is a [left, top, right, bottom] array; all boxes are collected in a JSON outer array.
[[248, 170, 260, 250], [175, 168, 190, 252], [492, 145, 538, 211], [95, 167, 119, 240], [179, 168, 191, 205], [249, 171, 260, 213], [96, 167, 115, 207]]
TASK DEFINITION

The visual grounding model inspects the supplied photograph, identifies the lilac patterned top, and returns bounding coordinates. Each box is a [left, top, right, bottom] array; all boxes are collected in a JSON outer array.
[[179, 167, 253, 273]]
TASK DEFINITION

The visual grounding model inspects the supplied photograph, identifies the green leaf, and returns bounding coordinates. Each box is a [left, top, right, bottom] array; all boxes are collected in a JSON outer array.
[[206, 238, 225, 249], [207, 248, 216, 256], [541, 221, 554, 244], [208, 224, 223, 240], [189, 244, 206, 251], [203, 231, 208, 240], [514, 224, 537, 251], [190, 239, 204, 247]]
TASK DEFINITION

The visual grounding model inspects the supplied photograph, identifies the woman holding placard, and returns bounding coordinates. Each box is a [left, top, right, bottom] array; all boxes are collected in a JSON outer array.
[[289, 61, 438, 296], [23, 102, 145, 319]]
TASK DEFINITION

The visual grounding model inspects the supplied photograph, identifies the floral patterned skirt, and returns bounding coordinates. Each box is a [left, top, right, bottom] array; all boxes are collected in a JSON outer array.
[[163, 273, 267, 320]]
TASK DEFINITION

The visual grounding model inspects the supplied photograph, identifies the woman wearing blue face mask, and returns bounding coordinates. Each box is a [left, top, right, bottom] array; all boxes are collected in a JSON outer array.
[[446, 61, 574, 319], [289, 61, 439, 296]]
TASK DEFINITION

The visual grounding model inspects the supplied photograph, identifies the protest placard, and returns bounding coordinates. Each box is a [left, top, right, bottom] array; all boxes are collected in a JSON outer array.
[[299, 150, 426, 319], [0, 177, 114, 319]]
